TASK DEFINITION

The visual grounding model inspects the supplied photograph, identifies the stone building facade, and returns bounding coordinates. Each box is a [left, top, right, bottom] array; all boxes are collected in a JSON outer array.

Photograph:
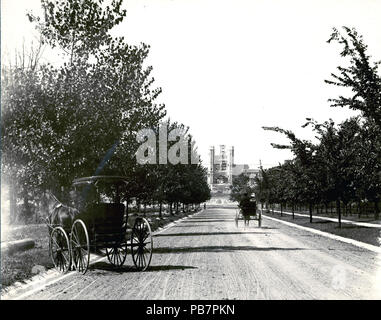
[[208, 145, 259, 194]]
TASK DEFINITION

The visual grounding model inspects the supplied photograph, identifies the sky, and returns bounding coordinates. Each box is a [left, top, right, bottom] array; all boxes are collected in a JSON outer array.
[[2, 0, 381, 169]]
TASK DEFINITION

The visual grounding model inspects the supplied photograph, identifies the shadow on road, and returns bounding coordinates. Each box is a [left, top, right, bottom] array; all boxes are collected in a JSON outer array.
[[154, 231, 272, 237], [170, 225, 278, 229], [89, 261, 197, 273], [258, 226, 278, 229], [191, 216, 237, 219], [171, 225, 201, 228], [153, 245, 309, 254], [182, 219, 235, 223]]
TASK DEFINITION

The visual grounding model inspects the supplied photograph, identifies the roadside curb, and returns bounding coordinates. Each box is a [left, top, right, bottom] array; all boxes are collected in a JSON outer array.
[[1, 239, 35, 255]]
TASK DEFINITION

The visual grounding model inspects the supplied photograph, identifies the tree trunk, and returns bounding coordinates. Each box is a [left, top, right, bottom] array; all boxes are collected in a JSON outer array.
[[292, 203, 295, 219], [169, 203, 173, 216], [36, 200, 40, 223], [159, 202, 162, 218], [9, 183, 17, 224], [374, 201, 380, 220], [22, 190, 31, 223], [336, 199, 342, 228], [280, 203, 283, 217], [309, 203, 313, 223]]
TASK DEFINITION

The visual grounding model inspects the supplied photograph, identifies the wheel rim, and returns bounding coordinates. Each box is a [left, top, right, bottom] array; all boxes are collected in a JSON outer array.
[[70, 219, 90, 274], [106, 244, 128, 267], [131, 218, 152, 271], [50, 227, 71, 273]]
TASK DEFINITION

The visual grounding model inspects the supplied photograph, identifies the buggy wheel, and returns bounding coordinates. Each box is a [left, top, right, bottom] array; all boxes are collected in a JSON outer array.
[[106, 243, 128, 267], [131, 217, 153, 271], [49, 227, 71, 273], [70, 219, 90, 274]]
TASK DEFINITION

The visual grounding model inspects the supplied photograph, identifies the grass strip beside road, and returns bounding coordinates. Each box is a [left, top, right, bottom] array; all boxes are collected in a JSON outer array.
[[263, 210, 381, 248], [273, 209, 381, 228]]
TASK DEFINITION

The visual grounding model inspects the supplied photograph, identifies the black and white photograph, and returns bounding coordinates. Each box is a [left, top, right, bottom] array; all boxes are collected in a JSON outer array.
[[1, 0, 381, 304]]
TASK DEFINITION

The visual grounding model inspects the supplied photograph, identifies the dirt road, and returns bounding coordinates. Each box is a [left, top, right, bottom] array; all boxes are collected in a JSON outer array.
[[18, 207, 381, 299]]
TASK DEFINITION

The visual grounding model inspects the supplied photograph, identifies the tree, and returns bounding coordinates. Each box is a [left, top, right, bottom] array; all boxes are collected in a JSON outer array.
[[263, 126, 320, 223], [355, 122, 381, 218], [253, 165, 271, 211], [326, 27, 381, 127], [326, 26, 381, 219], [1, 42, 50, 221], [27, 0, 127, 64], [304, 118, 362, 226], [281, 160, 301, 219]]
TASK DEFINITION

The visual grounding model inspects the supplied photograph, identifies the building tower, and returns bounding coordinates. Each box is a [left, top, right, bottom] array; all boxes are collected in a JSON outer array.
[[209, 146, 215, 185], [228, 146, 234, 184]]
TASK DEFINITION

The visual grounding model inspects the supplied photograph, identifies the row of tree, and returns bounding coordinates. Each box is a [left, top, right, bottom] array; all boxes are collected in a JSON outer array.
[[254, 27, 381, 227], [1, 0, 210, 223]]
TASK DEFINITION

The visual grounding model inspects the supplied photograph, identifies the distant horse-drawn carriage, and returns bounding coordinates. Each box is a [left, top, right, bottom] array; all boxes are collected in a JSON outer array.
[[235, 194, 262, 227], [46, 176, 153, 274]]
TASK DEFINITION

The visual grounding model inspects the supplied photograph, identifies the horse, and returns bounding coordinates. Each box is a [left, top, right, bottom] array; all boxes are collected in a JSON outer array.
[[41, 191, 80, 271], [43, 191, 80, 233], [243, 212, 251, 226]]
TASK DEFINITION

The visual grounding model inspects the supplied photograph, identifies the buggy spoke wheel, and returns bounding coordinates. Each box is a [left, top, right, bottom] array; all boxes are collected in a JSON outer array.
[[106, 244, 127, 267], [131, 217, 152, 271], [70, 219, 90, 274], [49, 227, 71, 273]]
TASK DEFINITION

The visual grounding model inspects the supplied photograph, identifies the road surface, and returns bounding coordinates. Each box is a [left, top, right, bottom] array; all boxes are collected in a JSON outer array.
[[18, 207, 381, 299]]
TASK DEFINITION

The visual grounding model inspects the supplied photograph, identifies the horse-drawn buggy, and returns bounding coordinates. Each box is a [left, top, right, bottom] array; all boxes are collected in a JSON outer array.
[[235, 194, 262, 227], [46, 175, 153, 274]]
